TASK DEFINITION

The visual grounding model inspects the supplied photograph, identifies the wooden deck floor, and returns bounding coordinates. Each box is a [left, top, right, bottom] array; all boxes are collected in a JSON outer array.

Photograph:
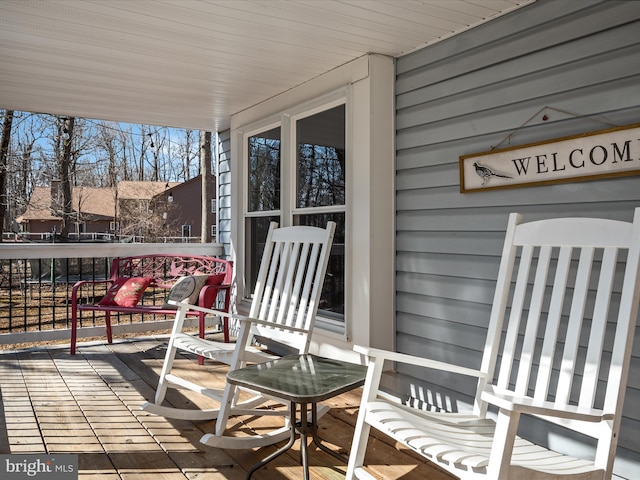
[[0, 335, 454, 480]]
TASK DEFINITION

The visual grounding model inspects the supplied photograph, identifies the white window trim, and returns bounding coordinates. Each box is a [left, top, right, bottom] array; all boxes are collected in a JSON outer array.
[[229, 54, 395, 358], [242, 95, 348, 336]]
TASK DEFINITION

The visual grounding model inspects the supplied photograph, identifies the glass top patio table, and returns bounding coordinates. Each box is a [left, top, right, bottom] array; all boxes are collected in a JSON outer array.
[[227, 353, 367, 403], [227, 354, 367, 480]]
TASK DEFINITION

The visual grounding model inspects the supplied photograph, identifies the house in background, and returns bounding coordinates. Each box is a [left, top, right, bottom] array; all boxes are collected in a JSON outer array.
[[17, 176, 216, 241], [17, 184, 116, 239], [161, 175, 217, 240], [117, 176, 215, 240], [116, 180, 180, 239]]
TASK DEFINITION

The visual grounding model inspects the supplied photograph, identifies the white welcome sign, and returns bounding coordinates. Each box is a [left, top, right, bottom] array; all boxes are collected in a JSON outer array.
[[459, 123, 640, 193]]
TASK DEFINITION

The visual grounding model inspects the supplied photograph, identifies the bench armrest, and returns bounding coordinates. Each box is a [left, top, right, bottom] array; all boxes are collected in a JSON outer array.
[[354, 345, 485, 379], [481, 386, 613, 422], [71, 279, 113, 301], [198, 283, 231, 309], [72, 278, 112, 290]]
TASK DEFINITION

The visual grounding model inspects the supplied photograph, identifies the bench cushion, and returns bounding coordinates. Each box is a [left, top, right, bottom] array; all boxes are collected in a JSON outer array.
[[162, 275, 208, 309], [98, 277, 152, 307]]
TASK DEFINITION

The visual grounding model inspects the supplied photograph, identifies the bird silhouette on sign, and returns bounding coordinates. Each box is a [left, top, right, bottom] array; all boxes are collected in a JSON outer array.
[[473, 162, 512, 186]]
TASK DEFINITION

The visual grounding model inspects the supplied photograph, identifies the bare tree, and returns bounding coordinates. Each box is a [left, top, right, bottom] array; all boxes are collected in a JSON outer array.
[[118, 194, 175, 241], [11, 113, 45, 216], [180, 129, 199, 180], [0, 110, 14, 237], [55, 116, 75, 239], [200, 131, 214, 242], [138, 125, 150, 181], [150, 130, 161, 181], [93, 121, 123, 187]]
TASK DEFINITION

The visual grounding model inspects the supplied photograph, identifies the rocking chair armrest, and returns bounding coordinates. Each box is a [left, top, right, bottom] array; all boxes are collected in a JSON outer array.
[[481, 387, 613, 422], [237, 316, 310, 334], [168, 301, 309, 333], [169, 300, 245, 321], [353, 345, 485, 379]]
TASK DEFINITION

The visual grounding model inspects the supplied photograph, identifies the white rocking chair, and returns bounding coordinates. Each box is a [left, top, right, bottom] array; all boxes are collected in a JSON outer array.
[[141, 221, 336, 449], [347, 210, 640, 480]]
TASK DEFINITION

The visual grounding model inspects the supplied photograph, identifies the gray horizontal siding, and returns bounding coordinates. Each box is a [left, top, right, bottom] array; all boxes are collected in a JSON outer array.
[[217, 129, 232, 260], [393, 0, 640, 477]]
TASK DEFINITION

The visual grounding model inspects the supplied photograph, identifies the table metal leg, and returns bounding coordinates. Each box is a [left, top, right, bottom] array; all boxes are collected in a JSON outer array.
[[309, 402, 350, 463], [246, 401, 298, 480], [246, 401, 348, 480], [299, 402, 310, 480]]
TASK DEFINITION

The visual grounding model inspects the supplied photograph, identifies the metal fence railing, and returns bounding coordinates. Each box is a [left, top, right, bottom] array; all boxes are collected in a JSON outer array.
[[2, 232, 203, 243], [0, 242, 225, 347]]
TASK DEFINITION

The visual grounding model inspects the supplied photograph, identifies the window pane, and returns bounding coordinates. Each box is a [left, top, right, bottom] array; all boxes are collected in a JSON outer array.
[[248, 127, 280, 212], [296, 105, 345, 208], [245, 215, 279, 295], [294, 212, 345, 319]]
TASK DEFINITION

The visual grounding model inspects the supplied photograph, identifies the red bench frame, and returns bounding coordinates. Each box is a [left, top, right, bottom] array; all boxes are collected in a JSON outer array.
[[70, 254, 232, 359]]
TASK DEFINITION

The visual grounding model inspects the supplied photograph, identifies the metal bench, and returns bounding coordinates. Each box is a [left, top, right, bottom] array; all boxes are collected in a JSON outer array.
[[70, 254, 232, 358]]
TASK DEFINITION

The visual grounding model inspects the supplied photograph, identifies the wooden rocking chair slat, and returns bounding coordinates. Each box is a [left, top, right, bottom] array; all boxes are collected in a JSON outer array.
[[515, 245, 552, 396], [497, 244, 533, 391], [580, 246, 617, 407], [295, 242, 319, 329], [555, 247, 594, 406], [280, 241, 303, 326], [534, 245, 572, 402]]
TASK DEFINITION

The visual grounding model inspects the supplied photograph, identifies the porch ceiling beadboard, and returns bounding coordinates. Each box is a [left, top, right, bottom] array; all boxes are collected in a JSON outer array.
[[0, 0, 532, 131]]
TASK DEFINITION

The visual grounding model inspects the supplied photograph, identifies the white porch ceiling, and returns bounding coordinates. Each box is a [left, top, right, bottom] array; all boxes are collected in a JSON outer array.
[[0, 0, 532, 131]]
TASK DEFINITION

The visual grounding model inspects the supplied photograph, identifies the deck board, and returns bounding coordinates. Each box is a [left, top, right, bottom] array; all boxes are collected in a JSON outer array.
[[0, 336, 454, 479]]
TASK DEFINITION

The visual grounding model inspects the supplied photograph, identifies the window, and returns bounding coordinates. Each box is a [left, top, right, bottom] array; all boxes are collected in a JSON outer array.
[[211, 225, 217, 237], [181, 224, 191, 238], [211, 199, 217, 214], [244, 102, 346, 323], [232, 55, 395, 350], [246, 125, 281, 290], [296, 106, 345, 209], [248, 126, 280, 213], [294, 105, 346, 319]]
